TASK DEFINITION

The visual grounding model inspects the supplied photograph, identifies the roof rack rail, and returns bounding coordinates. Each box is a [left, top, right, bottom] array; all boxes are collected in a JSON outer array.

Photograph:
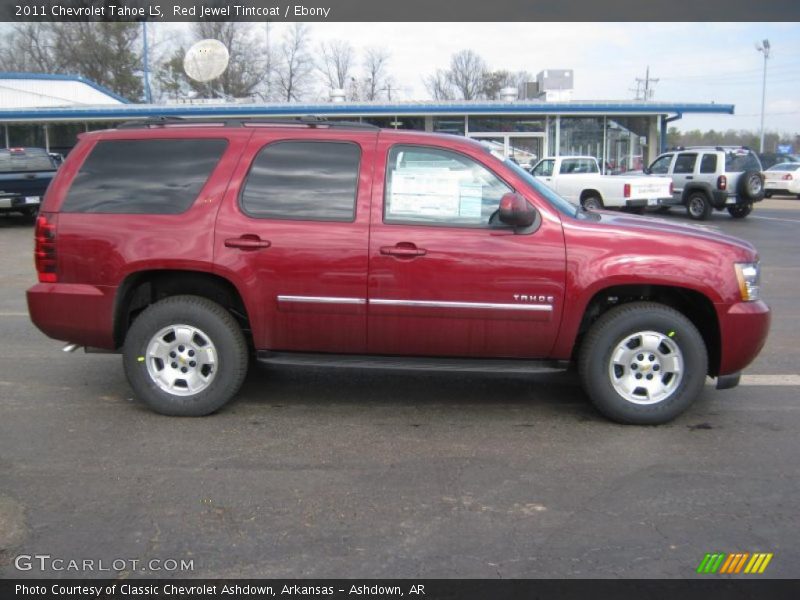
[[117, 115, 380, 130]]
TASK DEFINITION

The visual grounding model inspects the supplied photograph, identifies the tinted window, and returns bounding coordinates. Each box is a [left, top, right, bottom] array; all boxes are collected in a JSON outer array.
[[384, 145, 511, 227], [241, 141, 360, 221], [700, 154, 718, 173], [62, 139, 227, 214], [0, 149, 57, 173], [532, 159, 554, 177], [649, 154, 672, 174], [559, 158, 598, 174], [673, 153, 697, 174]]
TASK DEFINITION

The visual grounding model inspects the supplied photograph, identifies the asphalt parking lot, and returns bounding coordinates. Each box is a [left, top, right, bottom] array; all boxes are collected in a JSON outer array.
[[0, 199, 798, 579]]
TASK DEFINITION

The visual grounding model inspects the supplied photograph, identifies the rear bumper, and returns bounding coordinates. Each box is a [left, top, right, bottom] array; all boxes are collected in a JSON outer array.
[[625, 197, 672, 208], [717, 300, 771, 376], [26, 283, 117, 349], [0, 194, 40, 211]]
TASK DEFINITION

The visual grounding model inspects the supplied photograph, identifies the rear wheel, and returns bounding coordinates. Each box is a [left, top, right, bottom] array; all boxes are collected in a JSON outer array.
[[582, 195, 604, 211], [727, 203, 753, 219], [578, 302, 707, 425], [123, 295, 249, 416], [686, 192, 712, 221]]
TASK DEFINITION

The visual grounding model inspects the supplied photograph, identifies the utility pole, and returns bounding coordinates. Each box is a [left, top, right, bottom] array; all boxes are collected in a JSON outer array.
[[756, 39, 771, 153], [141, 20, 153, 103], [632, 66, 659, 101]]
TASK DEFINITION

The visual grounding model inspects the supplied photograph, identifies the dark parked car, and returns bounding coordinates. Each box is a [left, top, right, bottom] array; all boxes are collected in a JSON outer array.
[[0, 147, 59, 217]]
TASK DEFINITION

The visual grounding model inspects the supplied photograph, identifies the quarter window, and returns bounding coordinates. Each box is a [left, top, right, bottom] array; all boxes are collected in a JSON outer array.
[[241, 141, 360, 221], [384, 146, 511, 227], [62, 139, 227, 214]]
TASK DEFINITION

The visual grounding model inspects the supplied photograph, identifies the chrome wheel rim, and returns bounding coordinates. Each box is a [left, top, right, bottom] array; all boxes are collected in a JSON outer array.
[[145, 324, 218, 396], [608, 330, 684, 405], [688, 196, 705, 217], [584, 198, 601, 210]]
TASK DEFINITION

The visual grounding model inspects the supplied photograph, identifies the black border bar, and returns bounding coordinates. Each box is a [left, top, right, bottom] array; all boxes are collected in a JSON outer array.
[[2, 0, 800, 22]]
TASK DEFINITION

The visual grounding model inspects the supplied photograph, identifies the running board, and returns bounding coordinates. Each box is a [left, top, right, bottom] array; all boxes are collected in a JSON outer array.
[[257, 351, 568, 374]]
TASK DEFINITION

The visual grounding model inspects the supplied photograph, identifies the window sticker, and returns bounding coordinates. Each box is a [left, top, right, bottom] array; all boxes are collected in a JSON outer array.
[[389, 169, 462, 218]]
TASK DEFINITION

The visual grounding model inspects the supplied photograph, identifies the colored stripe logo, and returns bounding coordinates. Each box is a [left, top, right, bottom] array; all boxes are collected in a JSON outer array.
[[697, 552, 773, 574]]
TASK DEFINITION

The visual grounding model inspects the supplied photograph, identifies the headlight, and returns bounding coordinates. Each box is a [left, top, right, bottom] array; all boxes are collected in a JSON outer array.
[[735, 262, 761, 301]]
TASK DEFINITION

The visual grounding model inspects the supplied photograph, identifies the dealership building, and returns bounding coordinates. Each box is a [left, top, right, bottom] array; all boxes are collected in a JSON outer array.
[[0, 72, 735, 172]]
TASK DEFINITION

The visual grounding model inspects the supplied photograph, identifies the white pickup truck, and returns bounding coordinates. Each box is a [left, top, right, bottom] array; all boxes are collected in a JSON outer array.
[[529, 156, 673, 212]]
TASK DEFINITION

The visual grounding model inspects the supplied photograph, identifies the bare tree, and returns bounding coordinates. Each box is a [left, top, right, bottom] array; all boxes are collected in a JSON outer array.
[[361, 47, 392, 101], [319, 40, 354, 91], [447, 49, 487, 100], [0, 23, 59, 72], [275, 23, 315, 102], [423, 69, 455, 101]]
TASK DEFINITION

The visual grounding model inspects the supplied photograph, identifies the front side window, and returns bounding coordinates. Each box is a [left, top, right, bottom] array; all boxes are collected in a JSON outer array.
[[384, 145, 511, 227], [649, 154, 673, 175], [673, 153, 698, 174], [241, 141, 360, 222], [532, 159, 555, 177], [62, 139, 227, 214]]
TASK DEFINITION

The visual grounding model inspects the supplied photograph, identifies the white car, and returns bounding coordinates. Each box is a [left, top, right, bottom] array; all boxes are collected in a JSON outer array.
[[530, 155, 673, 212], [763, 162, 800, 198]]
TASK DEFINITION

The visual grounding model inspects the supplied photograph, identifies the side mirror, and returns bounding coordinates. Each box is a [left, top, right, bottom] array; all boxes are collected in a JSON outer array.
[[498, 192, 537, 229]]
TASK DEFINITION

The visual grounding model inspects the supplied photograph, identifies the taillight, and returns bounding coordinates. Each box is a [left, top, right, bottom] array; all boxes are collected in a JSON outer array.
[[34, 213, 58, 283], [623, 183, 631, 198], [783, 174, 793, 181], [717, 175, 727, 190]]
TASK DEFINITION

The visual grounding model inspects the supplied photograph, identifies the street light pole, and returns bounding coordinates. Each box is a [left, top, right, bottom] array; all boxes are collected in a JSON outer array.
[[756, 39, 770, 153]]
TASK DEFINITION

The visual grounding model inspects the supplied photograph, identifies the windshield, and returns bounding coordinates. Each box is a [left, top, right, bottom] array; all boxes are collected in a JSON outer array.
[[504, 158, 579, 217]]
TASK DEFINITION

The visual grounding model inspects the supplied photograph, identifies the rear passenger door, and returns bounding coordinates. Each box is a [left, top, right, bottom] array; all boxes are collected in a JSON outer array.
[[672, 153, 698, 197], [214, 130, 378, 354]]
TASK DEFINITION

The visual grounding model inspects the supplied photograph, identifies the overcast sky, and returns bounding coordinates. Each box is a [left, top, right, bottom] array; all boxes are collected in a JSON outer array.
[[180, 21, 796, 134], [7, 20, 796, 134]]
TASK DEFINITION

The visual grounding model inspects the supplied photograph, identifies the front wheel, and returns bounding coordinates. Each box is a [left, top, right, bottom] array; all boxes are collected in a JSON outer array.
[[578, 302, 708, 425], [123, 295, 249, 416], [727, 203, 753, 219]]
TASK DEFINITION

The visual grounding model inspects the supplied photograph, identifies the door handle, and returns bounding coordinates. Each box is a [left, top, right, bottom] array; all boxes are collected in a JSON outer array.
[[380, 244, 427, 258], [225, 236, 271, 250], [686, 176, 694, 180]]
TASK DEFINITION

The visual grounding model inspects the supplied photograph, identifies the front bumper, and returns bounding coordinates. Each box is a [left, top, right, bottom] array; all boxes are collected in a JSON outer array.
[[717, 299, 771, 376]]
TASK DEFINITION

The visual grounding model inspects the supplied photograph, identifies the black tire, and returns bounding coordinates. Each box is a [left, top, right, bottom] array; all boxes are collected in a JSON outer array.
[[578, 302, 708, 425], [655, 206, 671, 214], [581, 195, 604, 211], [123, 295, 248, 416], [764, 192, 772, 198], [685, 191, 712, 221], [737, 170, 765, 202], [727, 203, 753, 219], [20, 206, 39, 218]]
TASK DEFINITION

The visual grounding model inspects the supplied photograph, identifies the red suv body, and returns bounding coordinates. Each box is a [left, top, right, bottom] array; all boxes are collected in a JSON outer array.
[[27, 120, 770, 424]]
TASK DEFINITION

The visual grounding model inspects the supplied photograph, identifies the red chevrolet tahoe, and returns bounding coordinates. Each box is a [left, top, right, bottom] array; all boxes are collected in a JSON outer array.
[[26, 118, 770, 424]]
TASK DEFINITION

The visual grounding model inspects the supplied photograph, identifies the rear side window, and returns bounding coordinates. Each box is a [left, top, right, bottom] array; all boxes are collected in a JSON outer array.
[[559, 158, 598, 174], [700, 154, 718, 173], [241, 141, 360, 222], [673, 153, 697, 174], [62, 139, 227, 214]]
